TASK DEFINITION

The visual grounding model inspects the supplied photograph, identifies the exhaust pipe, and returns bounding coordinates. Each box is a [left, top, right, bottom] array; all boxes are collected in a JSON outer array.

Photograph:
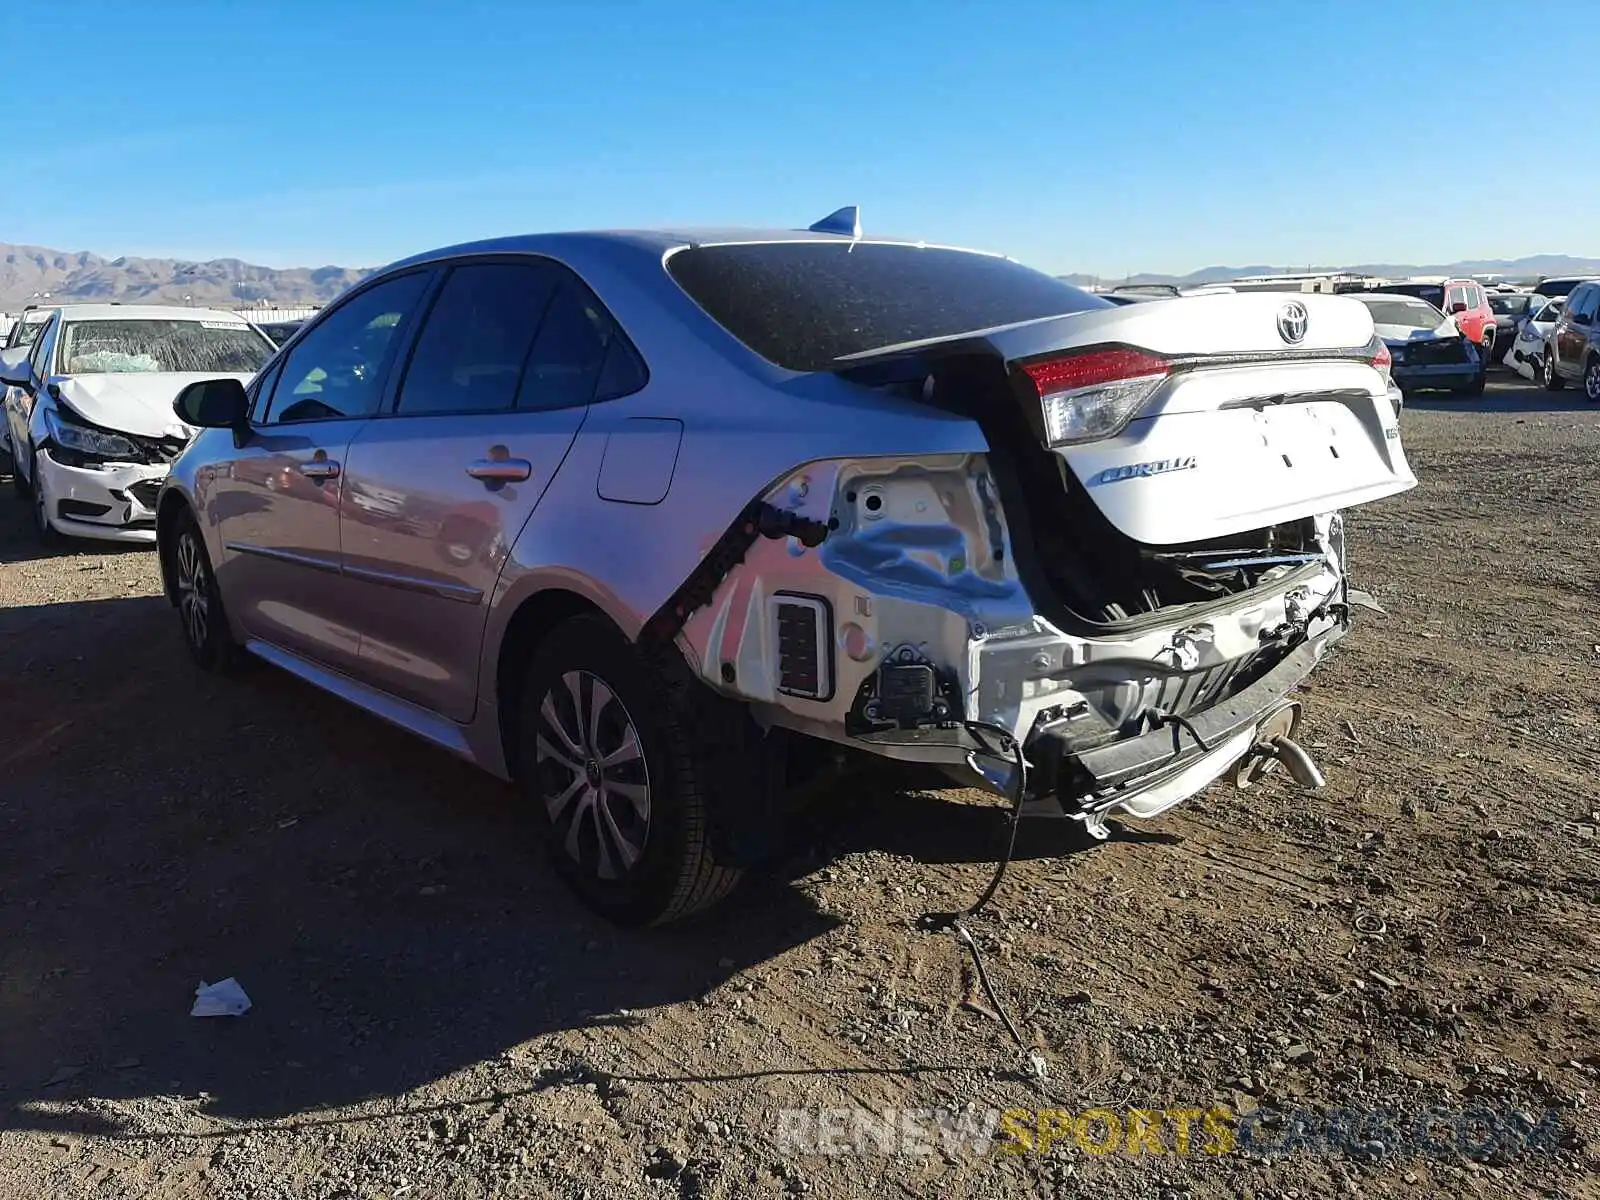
[[1261, 734, 1326, 790], [1231, 702, 1325, 792]]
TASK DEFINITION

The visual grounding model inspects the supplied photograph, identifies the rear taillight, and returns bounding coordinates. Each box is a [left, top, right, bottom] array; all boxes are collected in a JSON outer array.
[[1365, 334, 1393, 385], [1020, 347, 1169, 446]]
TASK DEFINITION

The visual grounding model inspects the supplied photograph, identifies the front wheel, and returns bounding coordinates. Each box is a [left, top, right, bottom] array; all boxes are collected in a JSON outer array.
[[1543, 350, 1566, 391], [516, 615, 742, 926], [168, 511, 247, 671], [29, 446, 60, 547], [6, 438, 27, 499]]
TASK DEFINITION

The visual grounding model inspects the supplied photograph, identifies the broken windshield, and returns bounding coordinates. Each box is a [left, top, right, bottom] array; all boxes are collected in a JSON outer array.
[[58, 319, 274, 375]]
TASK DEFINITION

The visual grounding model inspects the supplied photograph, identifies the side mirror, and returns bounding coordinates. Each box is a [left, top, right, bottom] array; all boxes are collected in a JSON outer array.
[[1449, 302, 1468, 314], [174, 377, 249, 429], [0, 347, 33, 389]]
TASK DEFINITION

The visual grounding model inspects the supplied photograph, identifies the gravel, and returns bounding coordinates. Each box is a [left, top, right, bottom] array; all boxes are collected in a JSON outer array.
[[0, 373, 1595, 1199]]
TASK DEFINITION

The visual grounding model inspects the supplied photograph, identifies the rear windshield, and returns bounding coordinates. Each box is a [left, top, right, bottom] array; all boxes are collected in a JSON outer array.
[[1385, 283, 1445, 308], [1488, 294, 1539, 316], [1535, 278, 1591, 297], [667, 241, 1108, 372], [59, 319, 275, 375], [1358, 298, 1443, 329]]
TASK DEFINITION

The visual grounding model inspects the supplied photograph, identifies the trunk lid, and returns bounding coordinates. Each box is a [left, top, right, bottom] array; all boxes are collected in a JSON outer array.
[[839, 293, 1416, 546]]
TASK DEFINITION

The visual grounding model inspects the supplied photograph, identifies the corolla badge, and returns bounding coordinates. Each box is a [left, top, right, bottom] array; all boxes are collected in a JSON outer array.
[[1277, 300, 1309, 344], [1089, 456, 1197, 486]]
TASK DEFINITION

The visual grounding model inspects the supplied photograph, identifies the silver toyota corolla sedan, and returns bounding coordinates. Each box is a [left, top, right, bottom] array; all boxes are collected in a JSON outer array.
[[156, 208, 1416, 925]]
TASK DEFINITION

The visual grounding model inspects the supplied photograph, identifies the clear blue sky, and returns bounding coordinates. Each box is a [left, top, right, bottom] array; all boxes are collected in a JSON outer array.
[[13, 0, 1589, 276]]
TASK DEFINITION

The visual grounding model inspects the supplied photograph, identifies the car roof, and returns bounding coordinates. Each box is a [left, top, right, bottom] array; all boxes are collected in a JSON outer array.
[[380, 227, 1005, 274], [50, 302, 254, 323]]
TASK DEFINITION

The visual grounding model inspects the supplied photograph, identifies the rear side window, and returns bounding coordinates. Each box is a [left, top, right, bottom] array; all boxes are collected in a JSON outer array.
[[396, 262, 558, 416], [667, 242, 1109, 372], [516, 279, 620, 411]]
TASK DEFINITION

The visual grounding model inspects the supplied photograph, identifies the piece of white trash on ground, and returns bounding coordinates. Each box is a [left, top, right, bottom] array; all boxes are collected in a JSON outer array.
[[191, 978, 252, 1017]]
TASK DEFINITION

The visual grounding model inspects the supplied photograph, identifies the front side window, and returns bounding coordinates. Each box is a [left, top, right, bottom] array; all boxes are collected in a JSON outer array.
[[27, 316, 56, 375], [667, 241, 1108, 373], [395, 262, 557, 416], [57, 319, 274, 376], [263, 271, 431, 424]]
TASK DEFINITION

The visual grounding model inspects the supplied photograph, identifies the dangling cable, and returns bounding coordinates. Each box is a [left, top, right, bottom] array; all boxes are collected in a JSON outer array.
[[918, 720, 1031, 1050]]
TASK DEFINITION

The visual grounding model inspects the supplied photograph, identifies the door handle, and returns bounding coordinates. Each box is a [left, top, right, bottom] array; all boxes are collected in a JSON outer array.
[[466, 458, 532, 483], [299, 459, 341, 481]]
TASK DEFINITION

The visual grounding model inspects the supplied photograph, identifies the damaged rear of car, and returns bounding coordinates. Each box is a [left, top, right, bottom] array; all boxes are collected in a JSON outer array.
[[661, 237, 1414, 844], [154, 224, 1413, 927]]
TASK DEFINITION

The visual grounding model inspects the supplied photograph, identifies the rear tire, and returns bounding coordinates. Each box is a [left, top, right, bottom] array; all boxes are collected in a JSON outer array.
[[516, 615, 743, 926], [1543, 348, 1565, 391], [168, 510, 247, 672], [1585, 358, 1600, 403]]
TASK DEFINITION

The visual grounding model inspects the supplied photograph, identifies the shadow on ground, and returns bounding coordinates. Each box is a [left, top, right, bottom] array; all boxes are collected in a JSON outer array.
[[0, 581, 1110, 1136]]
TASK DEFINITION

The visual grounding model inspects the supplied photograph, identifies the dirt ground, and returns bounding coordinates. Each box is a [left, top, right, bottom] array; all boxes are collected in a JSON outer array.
[[1, 371, 1596, 1200]]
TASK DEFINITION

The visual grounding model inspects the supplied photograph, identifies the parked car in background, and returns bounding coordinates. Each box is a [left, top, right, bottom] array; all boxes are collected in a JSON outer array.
[[1532, 275, 1598, 300], [0, 307, 57, 457], [1352, 293, 1484, 399], [0, 304, 276, 543], [3, 305, 55, 351], [152, 218, 1414, 925], [1541, 280, 1600, 399], [257, 319, 305, 346], [1505, 297, 1564, 381], [1384, 279, 1495, 356], [1487, 292, 1543, 356]]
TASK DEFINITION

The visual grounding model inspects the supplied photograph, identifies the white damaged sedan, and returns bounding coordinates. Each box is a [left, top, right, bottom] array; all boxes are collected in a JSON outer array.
[[1, 304, 275, 544]]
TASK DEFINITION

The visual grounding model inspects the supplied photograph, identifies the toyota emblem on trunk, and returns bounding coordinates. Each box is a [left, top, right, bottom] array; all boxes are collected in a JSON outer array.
[[1277, 301, 1309, 344]]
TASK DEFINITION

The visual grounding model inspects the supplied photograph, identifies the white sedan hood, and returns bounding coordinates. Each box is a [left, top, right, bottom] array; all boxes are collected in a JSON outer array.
[[51, 372, 254, 439]]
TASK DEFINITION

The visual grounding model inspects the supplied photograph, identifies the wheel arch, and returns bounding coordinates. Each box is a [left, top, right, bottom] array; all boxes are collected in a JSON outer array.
[[492, 586, 628, 779], [155, 489, 193, 606]]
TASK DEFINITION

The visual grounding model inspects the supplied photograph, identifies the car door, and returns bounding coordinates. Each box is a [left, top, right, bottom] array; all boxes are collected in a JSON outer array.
[[1466, 285, 1489, 347], [338, 258, 645, 721], [1557, 285, 1597, 379], [12, 316, 58, 475], [207, 269, 434, 671]]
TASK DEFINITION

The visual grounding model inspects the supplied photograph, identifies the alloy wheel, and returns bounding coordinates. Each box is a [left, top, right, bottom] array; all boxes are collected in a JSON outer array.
[[533, 670, 652, 882], [1586, 362, 1600, 402], [174, 530, 211, 651]]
